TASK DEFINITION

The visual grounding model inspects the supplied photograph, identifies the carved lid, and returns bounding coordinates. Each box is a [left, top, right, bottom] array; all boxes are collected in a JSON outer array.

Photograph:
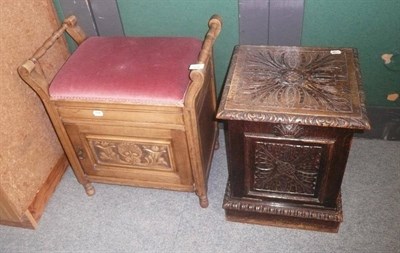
[[217, 45, 371, 130]]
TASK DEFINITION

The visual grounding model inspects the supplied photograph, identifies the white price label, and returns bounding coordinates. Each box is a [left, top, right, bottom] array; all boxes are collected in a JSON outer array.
[[330, 50, 342, 55], [189, 63, 205, 70], [92, 110, 104, 117]]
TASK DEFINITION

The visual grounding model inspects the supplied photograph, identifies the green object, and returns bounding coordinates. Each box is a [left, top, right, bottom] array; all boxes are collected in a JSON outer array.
[[302, 0, 400, 107]]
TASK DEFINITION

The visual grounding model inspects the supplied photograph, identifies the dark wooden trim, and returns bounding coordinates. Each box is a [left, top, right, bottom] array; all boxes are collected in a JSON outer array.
[[225, 209, 340, 233]]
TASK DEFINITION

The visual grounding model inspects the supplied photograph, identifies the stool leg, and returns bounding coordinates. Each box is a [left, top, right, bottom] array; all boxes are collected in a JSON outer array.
[[84, 182, 95, 196], [198, 195, 209, 208]]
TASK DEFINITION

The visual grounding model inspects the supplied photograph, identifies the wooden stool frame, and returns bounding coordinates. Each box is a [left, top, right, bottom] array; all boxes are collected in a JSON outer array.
[[18, 15, 222, 208]]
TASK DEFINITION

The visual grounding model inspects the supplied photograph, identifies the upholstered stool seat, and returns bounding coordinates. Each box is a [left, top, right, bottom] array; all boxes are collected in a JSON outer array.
[[50, 37, 202, 104], [18, 15, 222, 208]]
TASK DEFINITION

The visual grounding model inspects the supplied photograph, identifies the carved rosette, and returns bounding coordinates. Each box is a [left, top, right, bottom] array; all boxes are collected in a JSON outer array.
[[223, 182, 343, 222], [89, 139, 171, 170], [252, 142, 321, 196]]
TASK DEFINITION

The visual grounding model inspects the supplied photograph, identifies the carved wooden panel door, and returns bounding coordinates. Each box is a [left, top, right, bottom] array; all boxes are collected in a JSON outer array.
[[64, 123, 194, 188], [242, 130, 336, 206], [225, 121, 351, 208]]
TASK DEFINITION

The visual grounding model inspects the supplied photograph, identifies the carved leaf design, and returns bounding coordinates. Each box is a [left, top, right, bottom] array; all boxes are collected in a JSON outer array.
[[217, 47, 371, 130], [142, 145, 169, 167], [90, 139, 172, 169], [94, 141, 119, 161], [117, 143, 142, 164], [242, 49, 352, 112]]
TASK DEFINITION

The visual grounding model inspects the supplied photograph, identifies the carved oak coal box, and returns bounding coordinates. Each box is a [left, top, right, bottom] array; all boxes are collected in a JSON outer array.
[[217, 45, 370, 232]]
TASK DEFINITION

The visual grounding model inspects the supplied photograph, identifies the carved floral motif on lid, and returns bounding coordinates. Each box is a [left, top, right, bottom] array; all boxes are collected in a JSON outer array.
[[241, 49, 352, 112], [216, 46, 371, 130]]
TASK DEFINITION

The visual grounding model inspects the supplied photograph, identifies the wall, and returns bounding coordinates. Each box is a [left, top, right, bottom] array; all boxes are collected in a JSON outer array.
[[302, 0, 400, 107]]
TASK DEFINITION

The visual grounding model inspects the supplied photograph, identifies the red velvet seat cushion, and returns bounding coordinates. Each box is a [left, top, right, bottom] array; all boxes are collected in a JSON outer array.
[[49, 36, 202, 105]]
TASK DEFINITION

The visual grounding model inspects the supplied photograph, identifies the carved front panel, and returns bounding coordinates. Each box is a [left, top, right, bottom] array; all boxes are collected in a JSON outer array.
[[244, 133, 333, 203], [63, 123, 194, 187], [88, 137, 173, 171], [253, 142, 321, 196]]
